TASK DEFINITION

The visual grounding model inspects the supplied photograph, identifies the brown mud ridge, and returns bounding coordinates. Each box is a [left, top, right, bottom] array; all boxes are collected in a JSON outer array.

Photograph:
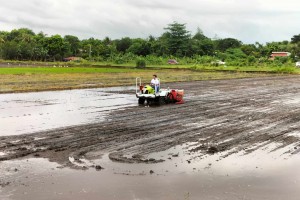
[[1, 76, 300, 169]]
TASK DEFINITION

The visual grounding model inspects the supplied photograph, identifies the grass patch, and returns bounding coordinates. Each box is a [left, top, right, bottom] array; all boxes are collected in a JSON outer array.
[[0, 67, 145, 75], [0, 66, 282, 93], [1, 60, 299, 74], [177, 65, 300, 73]]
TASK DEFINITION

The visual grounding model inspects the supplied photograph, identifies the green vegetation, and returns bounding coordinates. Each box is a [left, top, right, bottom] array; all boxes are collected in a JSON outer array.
[[136, 59, 146, 68], [0, 22, 300, 69], [0, 67, 277, 93], [0, 22, 299, 94], [0, 67, 144, 75]]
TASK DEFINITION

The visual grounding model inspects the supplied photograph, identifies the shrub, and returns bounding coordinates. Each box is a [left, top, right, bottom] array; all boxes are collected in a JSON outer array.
[[136, 59, 146, 68], [275, 66, 295, 73]]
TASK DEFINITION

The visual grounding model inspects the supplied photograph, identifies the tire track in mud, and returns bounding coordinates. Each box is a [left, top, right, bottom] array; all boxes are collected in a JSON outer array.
[[1, 76, 300, 167]]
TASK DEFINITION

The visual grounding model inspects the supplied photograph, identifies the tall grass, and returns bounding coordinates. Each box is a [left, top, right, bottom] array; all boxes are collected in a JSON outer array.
[[0, 67, 146, 75]]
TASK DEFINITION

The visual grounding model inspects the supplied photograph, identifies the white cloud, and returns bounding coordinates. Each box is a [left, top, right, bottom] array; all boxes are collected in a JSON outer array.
[[0, 0, 299, 43]]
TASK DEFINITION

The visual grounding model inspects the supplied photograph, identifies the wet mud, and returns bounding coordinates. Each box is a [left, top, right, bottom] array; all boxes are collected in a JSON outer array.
[[0, 77, 300, 165], [1, 76, 300, 166], [2, 76, 300, 199]]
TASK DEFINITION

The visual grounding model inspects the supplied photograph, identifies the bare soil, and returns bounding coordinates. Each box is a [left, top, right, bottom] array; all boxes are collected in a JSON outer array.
[[1, 76, 300, 169]]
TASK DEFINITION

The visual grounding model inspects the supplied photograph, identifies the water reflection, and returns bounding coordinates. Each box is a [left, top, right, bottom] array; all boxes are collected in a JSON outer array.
[[0, 87, 136, 136]]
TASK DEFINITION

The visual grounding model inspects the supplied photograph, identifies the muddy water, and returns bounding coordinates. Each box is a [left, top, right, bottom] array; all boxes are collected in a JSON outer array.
[[0, 87, 136, 136], [1, 144, 300, 200], [2, 77, 300, 199]]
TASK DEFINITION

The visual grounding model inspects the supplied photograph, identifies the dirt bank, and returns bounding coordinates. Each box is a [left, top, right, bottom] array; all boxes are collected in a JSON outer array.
[[1, 76, 300, 168]]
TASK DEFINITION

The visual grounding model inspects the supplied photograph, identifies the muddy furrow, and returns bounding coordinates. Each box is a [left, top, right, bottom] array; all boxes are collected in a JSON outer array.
[[1, 76, 300, 167]]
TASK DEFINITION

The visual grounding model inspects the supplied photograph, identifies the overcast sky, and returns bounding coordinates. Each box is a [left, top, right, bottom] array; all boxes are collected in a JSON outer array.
[[0, 0, 299, 44]]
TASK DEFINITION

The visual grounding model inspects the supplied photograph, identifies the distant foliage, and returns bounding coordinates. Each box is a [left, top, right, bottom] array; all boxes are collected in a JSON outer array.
[[0, 23, 299, 67], [291, 34, 300, 44], [163, 22, 191, 57], [136, 59, 146, 68], [215, 38, 242, 52]]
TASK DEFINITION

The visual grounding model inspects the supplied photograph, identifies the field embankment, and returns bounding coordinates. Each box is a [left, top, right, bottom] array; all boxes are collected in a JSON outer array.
[[0, 64, 286, 93]]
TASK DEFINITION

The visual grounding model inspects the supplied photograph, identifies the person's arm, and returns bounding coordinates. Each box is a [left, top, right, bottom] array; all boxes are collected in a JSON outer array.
[[150, 79, 154, 86], [154, 79, 160, 86]]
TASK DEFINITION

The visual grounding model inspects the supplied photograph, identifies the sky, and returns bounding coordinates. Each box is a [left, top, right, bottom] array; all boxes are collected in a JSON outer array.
[[0, 0, 300, 44]]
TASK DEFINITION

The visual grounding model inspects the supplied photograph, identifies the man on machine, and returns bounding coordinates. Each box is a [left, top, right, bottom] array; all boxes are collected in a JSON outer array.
[[150, 74, 160, 94]]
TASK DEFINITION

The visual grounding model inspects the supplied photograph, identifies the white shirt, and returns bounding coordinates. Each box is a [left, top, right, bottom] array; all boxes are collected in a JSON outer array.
[[151, 78, 160, 86]]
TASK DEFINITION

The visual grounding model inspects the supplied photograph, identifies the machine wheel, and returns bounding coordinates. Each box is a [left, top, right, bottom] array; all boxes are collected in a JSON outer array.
[[138, 98, 145, 105], [147, 98, 154, 106], [166, 93, 174, 104], [158, 96, 166, 105]]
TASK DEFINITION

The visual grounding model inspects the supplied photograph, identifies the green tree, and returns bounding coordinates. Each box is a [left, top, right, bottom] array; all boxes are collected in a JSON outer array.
[[240, 44, 257, 56], [80, 38, 108, 59], [0, 31, 8, 58], [290, 42, 300, 61], [64, 35, 80, 56], [32, 32, 48, 61], [291, 34, 300, 44], [44, 35, 68, 61], [2, 41, 19, 60], [151, 33, 169, 56], [127, 39, 151, 56], [225, 48, 247, 59], [193, 27, 207, 41], [215, 38, 242, 52], [115, 37, 132, 53], [103, 37, 112, 46], [191, 38, 214, 56], [7, 28, 35, 42], [18, 41, 35, 60], [163, 22, 191, 56], [0, 31, 7, 43]]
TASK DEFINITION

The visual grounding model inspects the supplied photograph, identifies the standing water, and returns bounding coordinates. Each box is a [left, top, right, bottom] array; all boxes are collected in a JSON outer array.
[[0, 87, 136, 136]]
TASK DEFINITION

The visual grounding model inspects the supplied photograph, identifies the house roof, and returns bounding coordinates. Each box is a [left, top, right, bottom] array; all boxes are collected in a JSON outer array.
[[270, 52, 291, 57], [272, 52, 290, 54]]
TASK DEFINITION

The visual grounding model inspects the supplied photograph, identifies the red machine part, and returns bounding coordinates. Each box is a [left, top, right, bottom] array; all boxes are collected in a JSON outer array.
[[168, 89, 184, 104], [139, 85, 144, 91]]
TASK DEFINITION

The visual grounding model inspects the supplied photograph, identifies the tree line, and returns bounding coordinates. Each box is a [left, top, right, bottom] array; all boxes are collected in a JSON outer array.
[[0, 22, 300, 66]]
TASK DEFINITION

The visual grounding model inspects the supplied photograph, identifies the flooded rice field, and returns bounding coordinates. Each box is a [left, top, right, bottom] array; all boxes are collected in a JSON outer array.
[[1, 76, 300, 200], [0, 87, 136, 136], [1, 149, 300, 200]]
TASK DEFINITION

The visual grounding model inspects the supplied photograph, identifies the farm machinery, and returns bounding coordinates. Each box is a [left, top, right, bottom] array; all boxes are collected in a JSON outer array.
[[136, 77, 184, 105]]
